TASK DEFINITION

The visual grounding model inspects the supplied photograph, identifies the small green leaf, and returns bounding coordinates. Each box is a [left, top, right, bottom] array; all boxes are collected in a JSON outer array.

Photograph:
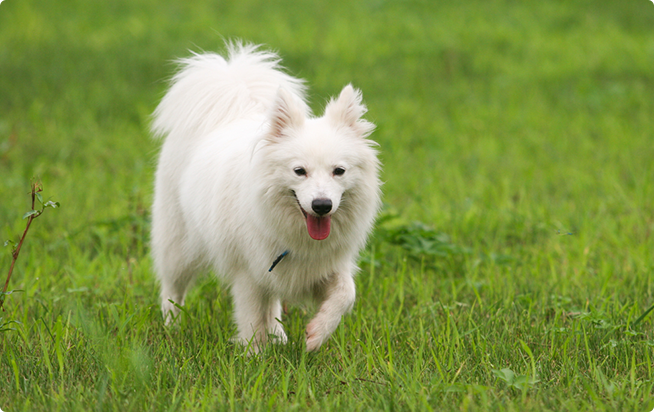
[[22, 210, 39, 219], [0, 319, 22, 333], [1, 289, 24, 296], [44, 201, 60, 208], [444, 384, 466, 393], [35, 191, 43, 204], [492, 367, 538, 391], [492, 368, 515, 384]]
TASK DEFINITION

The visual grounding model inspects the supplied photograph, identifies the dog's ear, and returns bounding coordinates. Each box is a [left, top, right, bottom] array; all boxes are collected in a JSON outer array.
[[325, 84, 375, 138], [268, 88, 305, 141]]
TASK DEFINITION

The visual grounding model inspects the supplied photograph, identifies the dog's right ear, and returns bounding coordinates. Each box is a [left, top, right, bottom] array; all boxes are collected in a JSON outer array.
[[267, 88, 305, 141]]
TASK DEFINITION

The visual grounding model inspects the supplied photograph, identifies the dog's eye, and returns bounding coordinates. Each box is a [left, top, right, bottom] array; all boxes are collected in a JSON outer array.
[[333, 167, 346, 176], [294, 167, 307, 176]]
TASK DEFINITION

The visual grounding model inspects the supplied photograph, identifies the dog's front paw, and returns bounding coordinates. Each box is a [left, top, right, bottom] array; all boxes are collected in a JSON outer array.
[[305, 318, 326, 351], [161, 298, 182, 326], [305, 313, 340, 351], [268, 326, 288, 345]]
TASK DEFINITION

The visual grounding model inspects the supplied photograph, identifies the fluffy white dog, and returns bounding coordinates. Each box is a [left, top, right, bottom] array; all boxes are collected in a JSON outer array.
[[151, 43, 381, 351]]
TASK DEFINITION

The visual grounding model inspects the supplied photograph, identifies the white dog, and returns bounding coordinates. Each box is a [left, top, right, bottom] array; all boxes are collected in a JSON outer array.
[[150, 43, 381, 351]]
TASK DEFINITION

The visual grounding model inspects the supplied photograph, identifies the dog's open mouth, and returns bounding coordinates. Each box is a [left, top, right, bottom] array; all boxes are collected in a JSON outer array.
[[306, 213, 331, 240], [293, 192, 331, 240]]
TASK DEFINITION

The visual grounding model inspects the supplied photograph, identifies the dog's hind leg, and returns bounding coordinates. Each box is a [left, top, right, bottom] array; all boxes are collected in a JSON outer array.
[[231, 278, 287, 352], [157, 249, 199, 325], [158, 264, 198, 325], [151, 207, 200, 325]]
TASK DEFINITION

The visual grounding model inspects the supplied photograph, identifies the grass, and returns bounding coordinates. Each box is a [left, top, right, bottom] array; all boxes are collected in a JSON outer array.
[[1, 0, 654, 410]]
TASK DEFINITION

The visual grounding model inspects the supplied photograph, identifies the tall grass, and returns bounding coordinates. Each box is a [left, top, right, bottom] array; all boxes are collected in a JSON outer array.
[[1, 0, 653, 410]]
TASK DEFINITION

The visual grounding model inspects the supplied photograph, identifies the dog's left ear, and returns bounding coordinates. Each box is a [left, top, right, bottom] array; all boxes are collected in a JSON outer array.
[[325, 84, 375, 138]]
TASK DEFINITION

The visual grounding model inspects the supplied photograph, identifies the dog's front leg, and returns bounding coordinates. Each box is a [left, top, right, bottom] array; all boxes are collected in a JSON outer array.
[[231, 278, 286, 353], [306, 272, 355, 351]]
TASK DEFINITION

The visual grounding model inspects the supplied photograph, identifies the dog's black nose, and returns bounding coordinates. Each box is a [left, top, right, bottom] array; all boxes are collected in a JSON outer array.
[[311, 198, 332, 216]]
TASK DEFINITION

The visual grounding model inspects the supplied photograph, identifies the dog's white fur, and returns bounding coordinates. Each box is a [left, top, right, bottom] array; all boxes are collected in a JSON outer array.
[[151, 43, 381, 351]]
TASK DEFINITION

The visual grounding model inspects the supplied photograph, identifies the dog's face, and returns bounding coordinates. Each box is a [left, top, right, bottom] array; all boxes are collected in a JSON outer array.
[[262, 85, 377, 240], [287, 122, 358, 240]]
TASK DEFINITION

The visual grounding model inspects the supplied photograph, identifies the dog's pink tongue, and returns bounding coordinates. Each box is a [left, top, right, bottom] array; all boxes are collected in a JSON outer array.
[[306, 215, 331, 240]]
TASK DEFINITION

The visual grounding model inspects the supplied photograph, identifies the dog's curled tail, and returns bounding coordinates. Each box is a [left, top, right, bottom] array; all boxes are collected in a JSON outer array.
[[152, 42, 307, 140]]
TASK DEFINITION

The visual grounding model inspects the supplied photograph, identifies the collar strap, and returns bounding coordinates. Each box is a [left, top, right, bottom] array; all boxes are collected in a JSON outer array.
[[268, 250, 289, 272]]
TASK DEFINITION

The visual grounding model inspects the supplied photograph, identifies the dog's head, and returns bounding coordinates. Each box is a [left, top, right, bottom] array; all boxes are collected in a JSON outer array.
[[260, 85, 379, 241]]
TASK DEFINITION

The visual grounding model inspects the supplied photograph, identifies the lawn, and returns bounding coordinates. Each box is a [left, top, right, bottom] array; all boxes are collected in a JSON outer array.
[[1, 0, 654, 410]]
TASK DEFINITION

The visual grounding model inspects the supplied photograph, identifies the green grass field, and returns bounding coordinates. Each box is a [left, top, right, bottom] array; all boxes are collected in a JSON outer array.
[[2, 0, 654, 410]]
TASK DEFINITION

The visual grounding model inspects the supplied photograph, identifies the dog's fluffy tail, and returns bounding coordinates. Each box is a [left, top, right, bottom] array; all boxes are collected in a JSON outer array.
[[152, 42, 307, 140]]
